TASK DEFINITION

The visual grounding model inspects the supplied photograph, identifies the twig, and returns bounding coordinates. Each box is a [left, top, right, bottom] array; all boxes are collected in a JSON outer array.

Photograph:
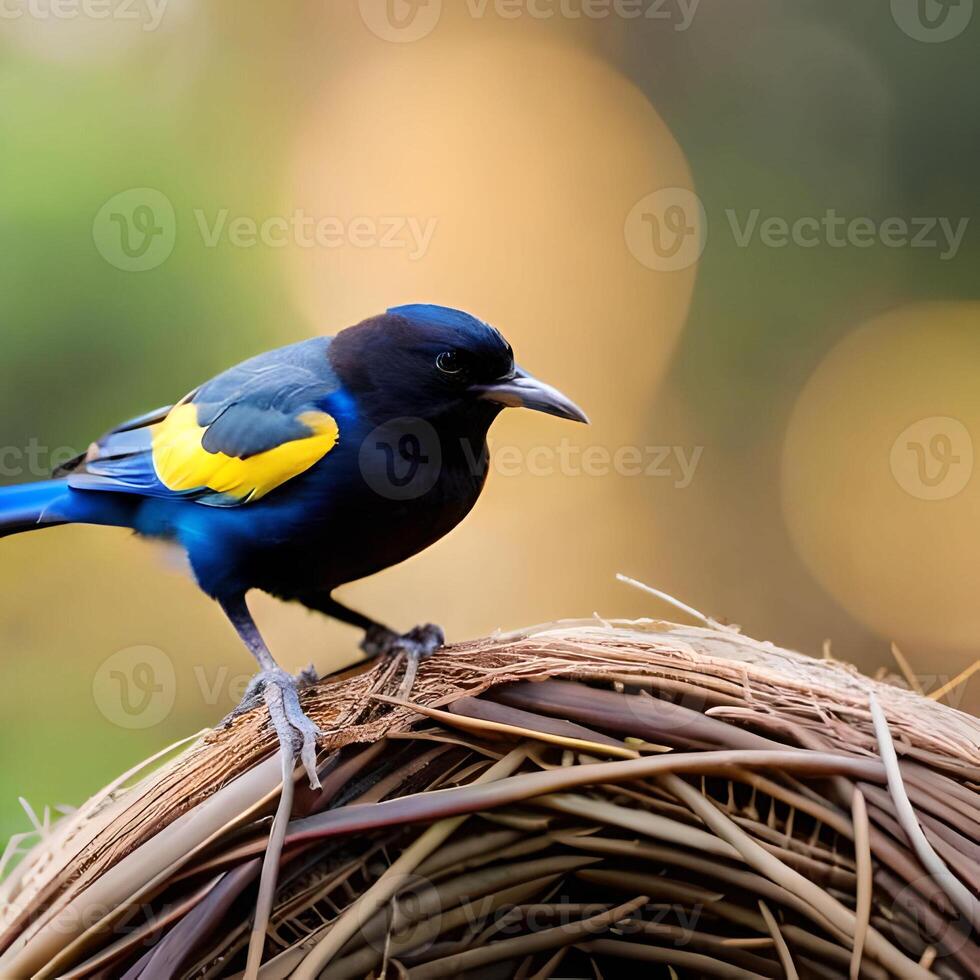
[[527, 945, 569, 980], [928, 659, 980, 703], [290, 745, 529, 978], [849, 789, 872, 980], [758, 899, 798, 980], [244, 686, 298, 978], [659, 772, 932, 979], [407, 895, 649, 979], [889, 643, 924, 695], [615, 574, 738, 632], [868, 692, 979, 930]]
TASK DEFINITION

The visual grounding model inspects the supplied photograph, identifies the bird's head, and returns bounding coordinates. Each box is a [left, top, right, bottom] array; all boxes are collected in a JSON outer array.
[[329, 304, 588, 428]]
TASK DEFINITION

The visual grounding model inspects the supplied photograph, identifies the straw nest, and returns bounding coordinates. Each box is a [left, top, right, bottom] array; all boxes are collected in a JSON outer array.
[[1, 618, 978, 979]]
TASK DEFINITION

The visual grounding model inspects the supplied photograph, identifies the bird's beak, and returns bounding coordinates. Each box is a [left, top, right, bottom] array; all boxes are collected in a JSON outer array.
[[474, 367, 589, 424]]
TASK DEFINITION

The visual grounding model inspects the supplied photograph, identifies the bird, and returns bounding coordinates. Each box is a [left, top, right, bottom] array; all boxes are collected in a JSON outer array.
[[0, 304, 587, 786]]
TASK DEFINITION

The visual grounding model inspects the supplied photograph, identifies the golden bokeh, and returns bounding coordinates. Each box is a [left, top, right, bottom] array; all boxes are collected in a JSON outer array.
[[272, 34, 698, 642], [284, 35, 696, 412], [782, 302, 980, 654]]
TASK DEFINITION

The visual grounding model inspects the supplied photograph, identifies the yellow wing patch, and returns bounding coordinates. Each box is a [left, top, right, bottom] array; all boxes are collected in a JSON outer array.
[[151, 403, 339, 503]]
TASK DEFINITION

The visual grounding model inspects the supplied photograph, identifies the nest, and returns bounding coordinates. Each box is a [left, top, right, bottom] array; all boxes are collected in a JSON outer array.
[[1, 619, 978, 979]]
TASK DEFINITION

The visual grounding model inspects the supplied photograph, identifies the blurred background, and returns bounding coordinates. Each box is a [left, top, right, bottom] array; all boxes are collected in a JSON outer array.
[[1, 0, 978, 845]]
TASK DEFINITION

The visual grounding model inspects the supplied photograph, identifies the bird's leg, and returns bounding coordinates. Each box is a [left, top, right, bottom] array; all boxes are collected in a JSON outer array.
[[361, 622, 445, 660], [218, 594, 323, 789], [303, 594, 445, 696], [304, 594, 445, 660], [362, 621, 445, 699]]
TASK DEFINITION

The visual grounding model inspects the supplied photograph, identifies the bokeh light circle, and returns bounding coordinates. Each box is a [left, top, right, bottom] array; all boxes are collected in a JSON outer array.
[[624, 187, 706, 272], [285, 37, 697, 419], [282, 36, 699, 635], [782, 302, 980, 652]]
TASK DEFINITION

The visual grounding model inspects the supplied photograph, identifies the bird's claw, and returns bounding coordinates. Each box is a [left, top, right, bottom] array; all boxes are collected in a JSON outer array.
[[360, 622, 445, 660], [361, 623, 444, 699], [220, 666, 325, 789]]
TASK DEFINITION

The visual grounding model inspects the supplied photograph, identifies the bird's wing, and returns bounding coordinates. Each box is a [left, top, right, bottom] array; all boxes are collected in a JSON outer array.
[[53, 403, 183, 477], [65, 338, 343, 507]]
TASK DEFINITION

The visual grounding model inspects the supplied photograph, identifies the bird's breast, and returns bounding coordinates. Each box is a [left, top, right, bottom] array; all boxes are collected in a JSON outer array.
[[233, 427, 490, 594]]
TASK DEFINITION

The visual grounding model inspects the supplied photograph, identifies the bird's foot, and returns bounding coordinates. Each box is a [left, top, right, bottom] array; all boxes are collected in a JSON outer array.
[[360, 623, 445, 698], [221, 665, 324, 789], [360, 622, 445, 659]]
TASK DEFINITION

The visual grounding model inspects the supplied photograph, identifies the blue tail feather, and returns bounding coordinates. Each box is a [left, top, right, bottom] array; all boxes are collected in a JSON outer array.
[[0, 480, 135, 537]]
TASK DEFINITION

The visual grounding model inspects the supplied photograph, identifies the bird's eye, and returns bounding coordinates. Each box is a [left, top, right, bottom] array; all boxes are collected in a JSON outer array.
[[436, 351, 463, 375]]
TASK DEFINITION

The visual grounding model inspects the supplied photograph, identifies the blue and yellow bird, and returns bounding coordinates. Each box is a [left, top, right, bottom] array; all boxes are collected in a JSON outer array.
[[0, 304, 587, 784]]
